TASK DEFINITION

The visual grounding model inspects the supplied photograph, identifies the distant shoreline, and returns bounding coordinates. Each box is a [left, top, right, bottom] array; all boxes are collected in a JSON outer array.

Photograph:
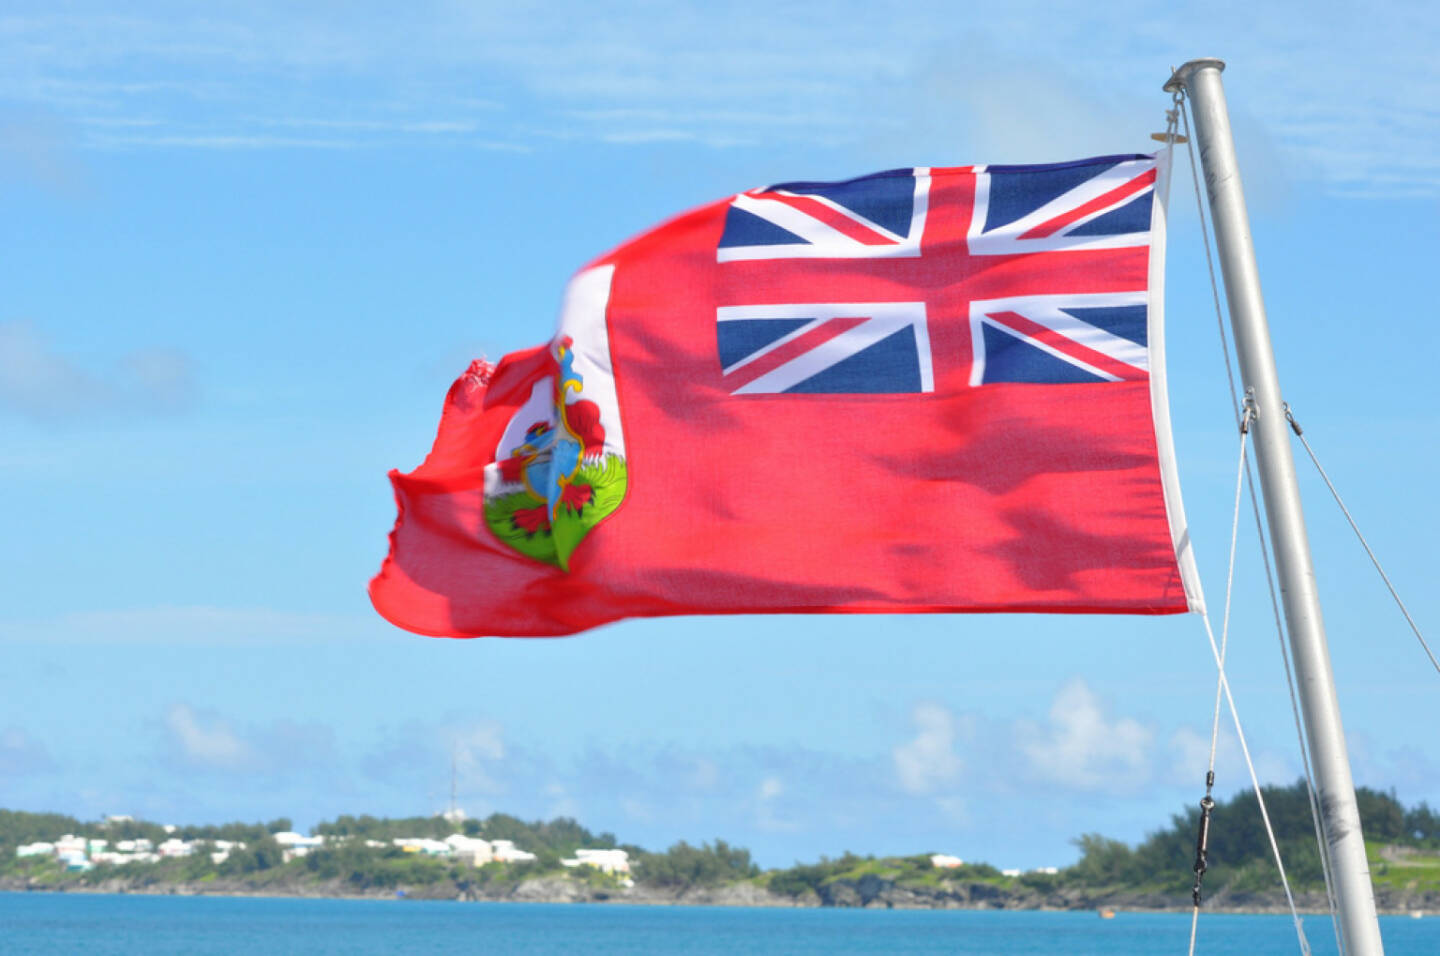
[[6, 801, 1438, 919], [5, 876, 1433, 916]]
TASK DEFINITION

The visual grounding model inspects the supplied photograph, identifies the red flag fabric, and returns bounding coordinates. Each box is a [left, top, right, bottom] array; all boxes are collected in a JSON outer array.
[[371, 154, 1203, 637]]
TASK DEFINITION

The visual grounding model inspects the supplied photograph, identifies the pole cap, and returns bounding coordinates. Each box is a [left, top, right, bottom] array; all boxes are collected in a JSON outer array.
[[1164, 58, 1226, 93]]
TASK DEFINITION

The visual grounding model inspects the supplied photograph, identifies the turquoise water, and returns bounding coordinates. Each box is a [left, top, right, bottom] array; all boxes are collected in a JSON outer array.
[[1, 893, 1436, 954]]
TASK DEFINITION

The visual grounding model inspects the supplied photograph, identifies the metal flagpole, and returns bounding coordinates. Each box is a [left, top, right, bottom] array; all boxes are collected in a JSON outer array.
[[1165, 58, 1385, 955]]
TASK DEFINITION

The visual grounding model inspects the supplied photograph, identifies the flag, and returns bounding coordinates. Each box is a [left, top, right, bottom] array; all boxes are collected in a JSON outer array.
[[370, 153, 1203, 637]]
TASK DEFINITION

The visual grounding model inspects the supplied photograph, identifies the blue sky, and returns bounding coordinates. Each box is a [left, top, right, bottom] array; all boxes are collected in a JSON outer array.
[[2, 1, 1437, 870]]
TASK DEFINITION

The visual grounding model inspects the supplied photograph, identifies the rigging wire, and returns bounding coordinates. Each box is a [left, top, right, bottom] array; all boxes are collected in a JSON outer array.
[[1188, 402, 1252, 956], [1189, 409, 1312, 956], [1196, 504, 1313, 955], [1284, 403, 1440, 679], [1175, 89, 1334, 955], [1175, 88, 1342, 942]]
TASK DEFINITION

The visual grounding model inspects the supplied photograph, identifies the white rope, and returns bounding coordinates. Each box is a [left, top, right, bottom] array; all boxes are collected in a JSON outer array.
[[1288, 406, 1440, 678], [1197, 613, 1314, 956], [1188, 417, 1251, 956], [1191, 419, 1313, 956], [1178, 91, 1341, 954], [1212, 417, 1248, 770]]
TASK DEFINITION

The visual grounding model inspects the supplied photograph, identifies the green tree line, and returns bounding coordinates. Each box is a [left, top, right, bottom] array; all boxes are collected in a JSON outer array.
[[6, 782, 1437, 895], [1068, 781, 1440, 893]]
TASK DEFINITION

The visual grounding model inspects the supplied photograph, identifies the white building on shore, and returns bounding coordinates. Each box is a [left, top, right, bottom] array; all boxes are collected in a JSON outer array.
[[18, 821, 557, 875], [490, 840, 537, 864], [561, 848, 630, 874], [273, 832, 325, 863]]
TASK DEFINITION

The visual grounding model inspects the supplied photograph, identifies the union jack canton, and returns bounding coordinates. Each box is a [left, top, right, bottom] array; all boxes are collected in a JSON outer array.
[[713, 154, 1160, 394]]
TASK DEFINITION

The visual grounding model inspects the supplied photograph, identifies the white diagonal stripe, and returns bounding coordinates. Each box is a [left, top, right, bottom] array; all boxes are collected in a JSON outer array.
[[980, 320, 1121, 382], [968, 291, 1150, 386], [718, 302, 931, 395], [968, 159, 1155, 255], [997, 160, 1154, 238], [729, 192, 867, 248], [998, 305, 1149, 370], [717, 171, 927, 262], [766, 189, 906, 243], [732, 316, 914, 395], [717, 316, 826, 376]]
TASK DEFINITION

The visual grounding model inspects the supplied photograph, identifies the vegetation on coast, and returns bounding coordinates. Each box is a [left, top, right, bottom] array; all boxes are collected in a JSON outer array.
[[4, 782, 1440, 908]]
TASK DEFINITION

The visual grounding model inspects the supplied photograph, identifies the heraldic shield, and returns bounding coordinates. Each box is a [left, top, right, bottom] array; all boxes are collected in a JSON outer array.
[[481, 267, 628, 571]]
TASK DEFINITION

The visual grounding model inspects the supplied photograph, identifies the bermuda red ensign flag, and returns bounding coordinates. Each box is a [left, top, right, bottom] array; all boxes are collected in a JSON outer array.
[[370, 153, 1204, 637]]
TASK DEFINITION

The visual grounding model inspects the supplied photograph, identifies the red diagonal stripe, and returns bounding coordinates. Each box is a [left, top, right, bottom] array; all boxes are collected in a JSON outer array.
[[985, 310, 1145, 381], [751, 192, 899, 246], [1018, 167, 1157, 240], [721, 316, 869, 392]]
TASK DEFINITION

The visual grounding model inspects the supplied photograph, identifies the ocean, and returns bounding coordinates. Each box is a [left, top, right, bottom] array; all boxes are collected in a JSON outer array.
[[1, 892, 1435, 954]]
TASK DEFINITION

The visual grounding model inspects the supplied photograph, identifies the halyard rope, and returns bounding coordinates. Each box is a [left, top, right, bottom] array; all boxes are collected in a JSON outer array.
[[1285, 403, 1440, 679], [1187, 406, 1250, 956], [1176, 89, 1326, 956], [1192, 418, 1311, 956]]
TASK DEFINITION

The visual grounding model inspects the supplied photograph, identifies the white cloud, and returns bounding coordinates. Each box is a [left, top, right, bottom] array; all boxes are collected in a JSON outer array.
[[755, 775, 797, 832], [893, 702, 964, 795], [1168, 725, 1221, 783], [1168, 723, 1299, 794], [1016, 679, 1154, 791], [164, 703, 255, 770], [450, 719, 507, 794], [161, 703, 338, 778], [2, 2, 1431, 195], [0, 321, 195, 420]]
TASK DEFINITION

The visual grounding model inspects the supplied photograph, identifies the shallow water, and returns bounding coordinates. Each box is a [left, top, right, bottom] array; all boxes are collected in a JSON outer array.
[[1, 892, 1435, 954]]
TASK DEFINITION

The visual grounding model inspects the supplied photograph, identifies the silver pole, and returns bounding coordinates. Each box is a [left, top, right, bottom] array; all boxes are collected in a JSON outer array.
[[1165, 58, 1384, 955]]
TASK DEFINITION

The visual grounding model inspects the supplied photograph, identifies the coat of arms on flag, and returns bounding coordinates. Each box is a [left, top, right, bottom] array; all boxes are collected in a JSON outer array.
[[481, 266, 628, 571]]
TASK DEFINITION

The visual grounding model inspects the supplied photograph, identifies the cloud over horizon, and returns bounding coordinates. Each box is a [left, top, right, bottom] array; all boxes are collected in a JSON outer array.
[[1, 1, 1433, 195], [893, 702, 965, 796], [0, 321, 195, 421], [160, 703, 338, 778], [1016, 679, 1155, 792]]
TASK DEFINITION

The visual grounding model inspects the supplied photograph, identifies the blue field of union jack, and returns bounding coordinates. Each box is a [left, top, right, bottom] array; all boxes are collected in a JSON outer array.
[[714, 154, 1160, 394], [717, 167, 929, 261], [968, 154, 1157, 255]]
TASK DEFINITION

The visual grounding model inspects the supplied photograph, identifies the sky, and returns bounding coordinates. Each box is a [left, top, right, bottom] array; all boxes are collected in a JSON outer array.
[[2, 1, 1438, 871]]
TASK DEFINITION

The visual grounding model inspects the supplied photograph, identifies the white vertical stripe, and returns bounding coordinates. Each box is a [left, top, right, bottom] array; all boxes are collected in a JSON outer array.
[[1145, 149, 1207, 613]]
